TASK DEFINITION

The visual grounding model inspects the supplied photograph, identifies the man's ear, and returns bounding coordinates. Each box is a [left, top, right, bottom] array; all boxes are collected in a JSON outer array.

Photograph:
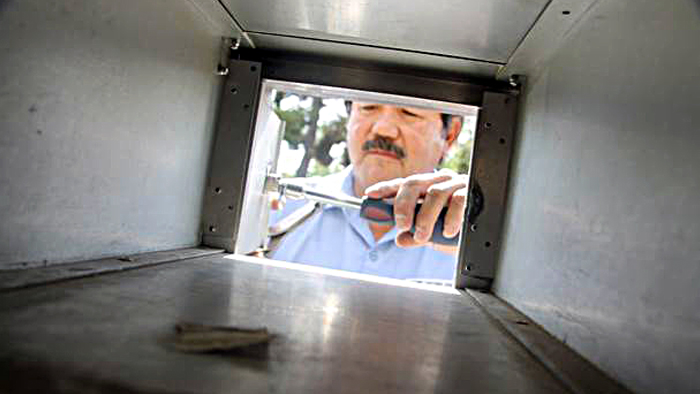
[[444, 117, 462, 148]]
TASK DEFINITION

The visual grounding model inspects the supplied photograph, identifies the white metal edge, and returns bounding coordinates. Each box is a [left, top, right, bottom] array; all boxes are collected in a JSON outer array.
[[262, 79, 479, 117]]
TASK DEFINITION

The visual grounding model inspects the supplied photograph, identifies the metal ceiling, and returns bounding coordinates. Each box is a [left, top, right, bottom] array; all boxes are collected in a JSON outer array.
[[216, 0, 552, 78]]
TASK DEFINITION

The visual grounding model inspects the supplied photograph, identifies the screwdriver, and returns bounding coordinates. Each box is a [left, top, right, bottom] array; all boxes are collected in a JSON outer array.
[[276, 180, 460, 246]]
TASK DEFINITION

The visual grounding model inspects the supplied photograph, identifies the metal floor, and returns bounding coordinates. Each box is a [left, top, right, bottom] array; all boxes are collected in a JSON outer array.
[[0, 251, 578, 393]]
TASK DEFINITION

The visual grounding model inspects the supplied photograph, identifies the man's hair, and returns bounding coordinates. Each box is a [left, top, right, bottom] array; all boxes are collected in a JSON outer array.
[[344, 100, 460, 138]]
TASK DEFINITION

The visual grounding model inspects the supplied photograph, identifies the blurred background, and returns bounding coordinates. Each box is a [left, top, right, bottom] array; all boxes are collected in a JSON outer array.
[[271, 90, 477, 178]]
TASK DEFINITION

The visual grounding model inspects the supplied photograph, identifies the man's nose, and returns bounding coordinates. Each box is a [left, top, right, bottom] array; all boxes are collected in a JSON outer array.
[[370, 114, 401, 139]]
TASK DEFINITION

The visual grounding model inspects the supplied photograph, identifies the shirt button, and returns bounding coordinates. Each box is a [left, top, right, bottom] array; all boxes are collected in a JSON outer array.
[[369, 250, 378, 262]]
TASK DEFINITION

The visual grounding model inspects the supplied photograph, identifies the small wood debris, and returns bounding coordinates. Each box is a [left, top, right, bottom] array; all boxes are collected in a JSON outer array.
[[172, 323, 273, 353]]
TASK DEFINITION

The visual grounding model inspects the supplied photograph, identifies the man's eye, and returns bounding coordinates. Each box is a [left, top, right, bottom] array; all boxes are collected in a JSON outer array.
[[360, 105, 378, 112], [401, 109, 421, 118]]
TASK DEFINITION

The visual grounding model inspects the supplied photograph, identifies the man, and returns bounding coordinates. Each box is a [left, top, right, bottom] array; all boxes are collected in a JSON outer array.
[[268, 100, 468, 281]]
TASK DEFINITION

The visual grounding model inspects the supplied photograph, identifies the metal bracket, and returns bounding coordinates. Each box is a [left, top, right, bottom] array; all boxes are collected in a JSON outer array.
[[455, 91, 519, 290], [202, 60, 262, 251]]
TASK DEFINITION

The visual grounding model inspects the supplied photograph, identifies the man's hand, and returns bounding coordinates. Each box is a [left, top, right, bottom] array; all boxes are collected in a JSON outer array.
[[364, 169, 468, 254]]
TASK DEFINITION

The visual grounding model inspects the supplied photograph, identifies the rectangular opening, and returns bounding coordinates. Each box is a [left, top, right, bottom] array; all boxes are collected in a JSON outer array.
[[236, 79, 479, 288]]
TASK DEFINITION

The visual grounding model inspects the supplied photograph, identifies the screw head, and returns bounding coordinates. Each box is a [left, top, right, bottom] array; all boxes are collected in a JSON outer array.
[[509, 74, 523, 88]]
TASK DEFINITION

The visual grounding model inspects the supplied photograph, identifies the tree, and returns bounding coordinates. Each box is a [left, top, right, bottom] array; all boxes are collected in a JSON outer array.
[[273, 93, 348, 177], [273, 106, 306, 149], [314, 116, 347, 166], [295, 97, 324, 177]]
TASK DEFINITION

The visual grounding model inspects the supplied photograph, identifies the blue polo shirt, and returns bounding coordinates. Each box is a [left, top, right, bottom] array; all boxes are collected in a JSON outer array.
[[268, 167, 456, 280]]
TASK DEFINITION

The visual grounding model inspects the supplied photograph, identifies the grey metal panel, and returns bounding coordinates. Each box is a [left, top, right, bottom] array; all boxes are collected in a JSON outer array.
[[221, 0, 550, 63], [456, 92, 518, 289], [494, 0, 700, 393], [0, 253, 570, 394], [496, 0, 601, 81], [247, 32, 502, 79], [466, 290, 633, 394], [186, 0, 251, 45], [0, 0, 224, 267], [201, 60, 262, 251]]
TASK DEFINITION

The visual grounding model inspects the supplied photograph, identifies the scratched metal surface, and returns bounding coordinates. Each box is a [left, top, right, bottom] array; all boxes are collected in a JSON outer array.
[[0, 254, 569, 393], [221, 0, 549, 63]]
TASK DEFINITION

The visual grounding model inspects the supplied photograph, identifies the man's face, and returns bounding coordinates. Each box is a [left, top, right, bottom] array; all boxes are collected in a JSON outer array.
[[347, 102, 457, 193]]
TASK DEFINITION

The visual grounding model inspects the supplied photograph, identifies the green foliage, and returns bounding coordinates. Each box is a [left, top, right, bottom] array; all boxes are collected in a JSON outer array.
[[273, 93, 349, 177], [273, 107, 306, 149], [308, 159, 332, 177], [440, 139, 472, 174], [314, 116, 347, 166]]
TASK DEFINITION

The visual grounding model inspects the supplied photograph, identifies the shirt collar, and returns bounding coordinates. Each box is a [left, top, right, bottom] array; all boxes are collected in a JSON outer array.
[[321, 166, 399, 245]]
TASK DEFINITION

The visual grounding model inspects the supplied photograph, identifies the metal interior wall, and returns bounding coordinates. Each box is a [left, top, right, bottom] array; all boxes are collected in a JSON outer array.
[[0, 0, 224, 268], [456, 92, 518, 290], [493, 0, 700, 393], [201, 60, 262, 251]]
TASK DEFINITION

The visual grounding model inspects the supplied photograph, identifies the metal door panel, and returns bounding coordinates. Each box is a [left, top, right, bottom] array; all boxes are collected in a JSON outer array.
[[235, 96, 284, 254]]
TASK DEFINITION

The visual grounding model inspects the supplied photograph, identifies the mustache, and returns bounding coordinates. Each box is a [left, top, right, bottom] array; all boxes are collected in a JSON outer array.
[[361, 137, 406, 159]]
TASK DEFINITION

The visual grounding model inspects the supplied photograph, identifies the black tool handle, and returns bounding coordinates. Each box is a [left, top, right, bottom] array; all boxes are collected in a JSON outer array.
[[360, 198, 460, 246]]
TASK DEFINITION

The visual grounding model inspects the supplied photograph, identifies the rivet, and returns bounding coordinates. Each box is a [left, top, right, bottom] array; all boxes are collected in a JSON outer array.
[[470, 224, 478, 232], [485, 122, 492, 129], [209, 226, 217, 233], [214, 187, 222, 194]]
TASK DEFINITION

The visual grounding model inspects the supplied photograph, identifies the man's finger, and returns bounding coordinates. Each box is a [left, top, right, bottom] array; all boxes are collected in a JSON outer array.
[[397, 231, 460, 255], [443, 187, 467, 237], [365, 173, 452, 198], [388, 173, 454, 231], [396, 231, 421, 248], [413, 179, 465, 243], [364, 177, 404, 198], [393, 181, 422, 232]]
